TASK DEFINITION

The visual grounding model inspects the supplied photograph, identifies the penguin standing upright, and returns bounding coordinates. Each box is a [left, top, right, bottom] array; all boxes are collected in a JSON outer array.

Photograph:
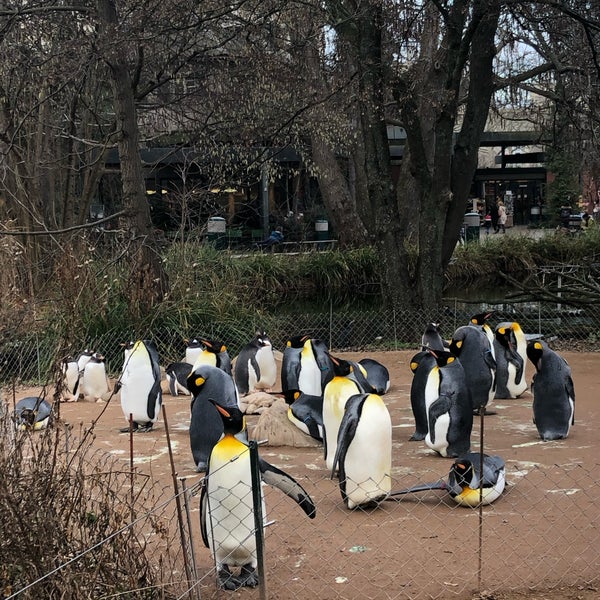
[[191, 337, 232, 375], [234, 330, 277, 396], [281, 335, 309, 404], [118, 340, 162, 432], [494, 321, 528, 399], [526, 340, 575, 441], [423, 350, 472, 458], [331, 392, 392, 509], [322, 354, 364, 471], [80, 352, 110, 403], [201, 400, 315, 590], [297, 337, 333, 397], [61, 356, 80, 402], [450, 317, 496, 415], [408, 350, 438, 441], [187, 363, 241, 472], [421, 322, 447, 351], [184, 338, 203, 366]]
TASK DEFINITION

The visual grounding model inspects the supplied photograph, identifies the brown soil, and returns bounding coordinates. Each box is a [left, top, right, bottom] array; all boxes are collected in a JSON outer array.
[[7, 350, 600, 600]]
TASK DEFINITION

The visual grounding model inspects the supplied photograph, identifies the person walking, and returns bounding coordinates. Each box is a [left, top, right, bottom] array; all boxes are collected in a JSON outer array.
[[497, 200, 507, 234], [490, 200, 500, 233]]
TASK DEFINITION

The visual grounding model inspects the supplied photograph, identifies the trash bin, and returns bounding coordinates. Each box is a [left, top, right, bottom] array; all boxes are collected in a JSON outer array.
[[207, 216, 226, 249], [530, 205, 541, 225], [464, 212, 481, 243], [315, 219, 329, 241]]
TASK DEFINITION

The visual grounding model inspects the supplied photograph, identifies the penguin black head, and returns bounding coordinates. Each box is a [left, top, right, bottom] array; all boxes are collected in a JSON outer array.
[[200, 338, 227, 354], [526, 340, 545, 370], [431, 349, 457, 367], [208, 399, 245, 435], [470, 311, 494, 326], [327, 353, 353, 377], [287, 335, 310, 349]]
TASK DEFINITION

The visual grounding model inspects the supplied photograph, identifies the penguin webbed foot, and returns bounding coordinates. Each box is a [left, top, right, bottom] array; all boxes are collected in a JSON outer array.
[[119, 422, 139, 433], [218, 565, 241, 590], [238, 564, 259, 588], [409, 432, 426, 441], [136, 423, 154, 433]]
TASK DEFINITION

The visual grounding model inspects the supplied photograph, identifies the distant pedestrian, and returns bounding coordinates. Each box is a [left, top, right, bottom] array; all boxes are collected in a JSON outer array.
[[497, 201, 507, 234], [484, 211, 492, 234], [490, 200, 500, 233]]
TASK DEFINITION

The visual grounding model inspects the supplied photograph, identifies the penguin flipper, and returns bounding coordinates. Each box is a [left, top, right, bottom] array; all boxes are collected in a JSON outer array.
[[258, 458, 316, 518], [199, 481, 209, 548], [427, 395, 452, 445], [386, 480, 447, 499]]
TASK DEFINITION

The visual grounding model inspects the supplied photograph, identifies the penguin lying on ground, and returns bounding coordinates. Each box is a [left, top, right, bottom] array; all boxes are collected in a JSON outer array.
[[234, 330, 277, 395], [526, 340, 575, 441], [331, 392, 392, 509], [387, 453, 506, 507], [165, 362, 192, 396], [117, 340, 162, 432], [14, 397, 53, 430], [201, 400, 316, 590]]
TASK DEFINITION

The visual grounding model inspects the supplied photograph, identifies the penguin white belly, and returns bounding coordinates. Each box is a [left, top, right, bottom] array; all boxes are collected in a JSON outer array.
[[426, 413, 451, 457], [298, 344, 322, 396], [343, 400, 392, 509], [185, 348, 202, 366], [506, 362, 527, 397], [254, 347, 277, 389], [63, 363, 79, 397], [121, 363, 156, 424], [323, 379, 360, 471], [244, 359, 259, 393], [81, 365, 109, 401], [206, 441, 265, 569]]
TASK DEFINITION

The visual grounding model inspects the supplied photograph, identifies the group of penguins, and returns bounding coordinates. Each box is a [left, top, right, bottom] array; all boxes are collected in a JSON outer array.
[[11, 316, 575, 591]]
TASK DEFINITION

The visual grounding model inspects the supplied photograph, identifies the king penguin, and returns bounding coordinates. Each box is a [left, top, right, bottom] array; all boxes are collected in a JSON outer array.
[[358, 358, 391, 395], [234, 330, 277, 396], [526, 340, 575, 441], [187, 363, 241, 472], [118, 339, 162, 432], [201, 400, 315, 590], [281, 335, 309, 404], [287, 391, 324, 442], [191, 337, 232, 375], [297, 337, 333, 397], [494, 321, 528, 398], [388, 452, 506, 507], [331, 392, 392, 509], [450, 316, 496, 415], [423, 350, 472, 458], [408, 349, 437, 441], [322, 354, 364, 471], [80, 352, 110, 402], [14, 397, 53, 430]]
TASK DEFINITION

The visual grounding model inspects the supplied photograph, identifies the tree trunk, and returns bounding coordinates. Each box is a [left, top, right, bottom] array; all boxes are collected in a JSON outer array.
[[96, 0, 168, 316]]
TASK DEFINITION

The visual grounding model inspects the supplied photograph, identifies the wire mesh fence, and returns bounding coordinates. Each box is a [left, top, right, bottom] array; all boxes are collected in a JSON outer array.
[[1, 301, 599, 599], [1, 299, 599, 385]]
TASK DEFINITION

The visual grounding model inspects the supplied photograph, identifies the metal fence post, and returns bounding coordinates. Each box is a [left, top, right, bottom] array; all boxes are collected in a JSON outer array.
[[249, 441, 267, 600]]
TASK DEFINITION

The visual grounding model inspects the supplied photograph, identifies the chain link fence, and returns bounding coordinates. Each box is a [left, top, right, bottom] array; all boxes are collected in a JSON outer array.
[[1, 299, 599, 385]]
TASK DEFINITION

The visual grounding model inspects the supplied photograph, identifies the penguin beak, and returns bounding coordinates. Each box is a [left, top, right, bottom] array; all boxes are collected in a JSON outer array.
[[214, 404, 231, 418]]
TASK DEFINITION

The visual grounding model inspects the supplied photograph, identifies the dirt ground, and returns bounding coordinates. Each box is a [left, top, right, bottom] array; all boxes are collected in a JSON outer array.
[[7, 349, 600, 600]]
